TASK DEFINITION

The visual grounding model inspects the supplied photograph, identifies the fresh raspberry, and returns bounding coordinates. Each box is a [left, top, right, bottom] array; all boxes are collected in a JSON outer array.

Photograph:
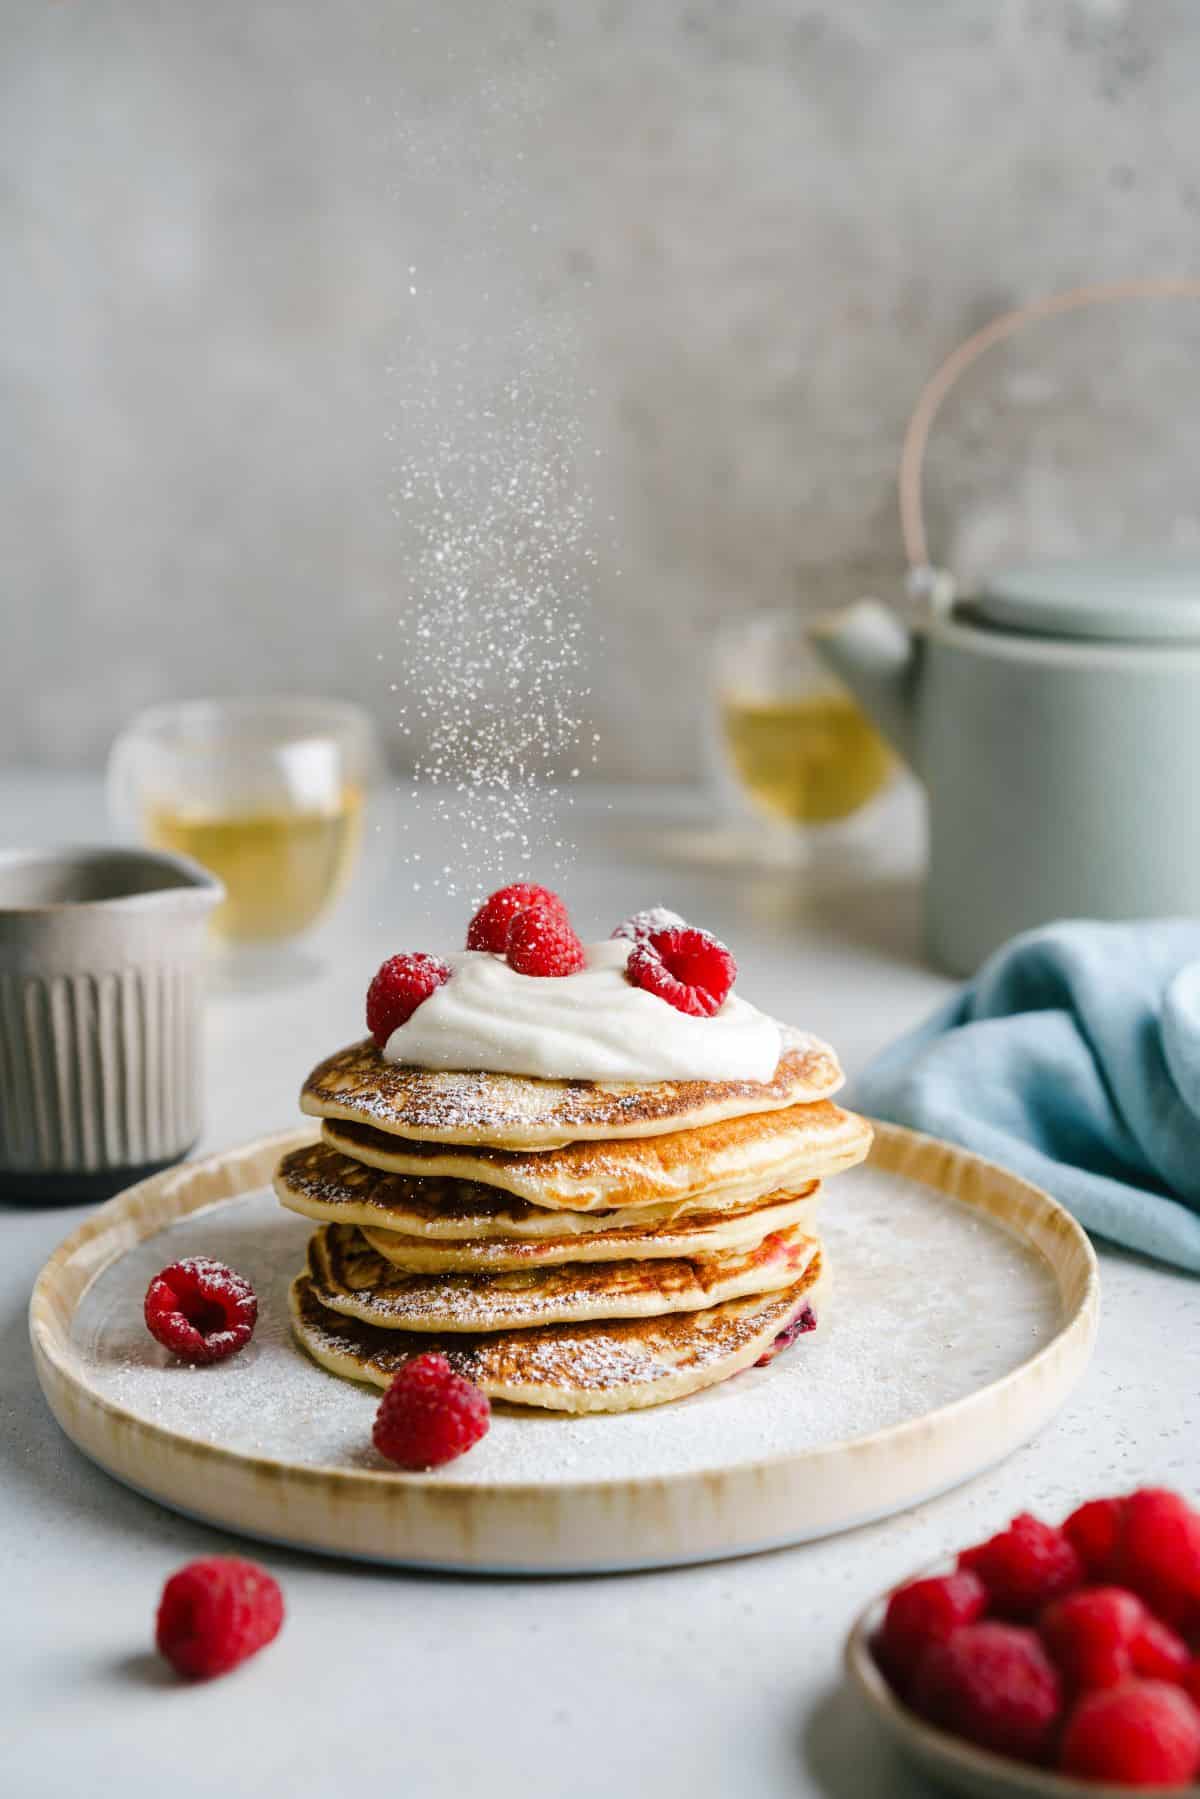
[[372, 1352, 491, 1470], [911, 1622, 1062, 1762], [143, 1258, 257, 1365], [366, 952, 451, 1047], [505, 906, 585, 978], [626, 926, 737, 1018], [958, 1512, 1083, 1621], [1039, 1587, 1146, 1691], [155, 1557, 284, 1680], [1132, 1615, 1191, 1684], [754, 1304, 817, 1367], [1114, 1488, 1200, 1629], [874, 1571, 988, 1697], [466, 883, 569, 954], [1059, 1680, 1200, 1786], [611, 906, 686, 942], [1063, 1496, 1126, 1579]]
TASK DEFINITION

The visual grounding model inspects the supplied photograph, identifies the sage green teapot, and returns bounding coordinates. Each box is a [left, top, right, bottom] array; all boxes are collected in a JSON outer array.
[[810, 281, 1200, 975], [812, 558, 1200, 975]]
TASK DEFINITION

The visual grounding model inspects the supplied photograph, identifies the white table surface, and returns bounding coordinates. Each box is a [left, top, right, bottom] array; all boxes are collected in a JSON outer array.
[[3, 772, 1197, 1799]]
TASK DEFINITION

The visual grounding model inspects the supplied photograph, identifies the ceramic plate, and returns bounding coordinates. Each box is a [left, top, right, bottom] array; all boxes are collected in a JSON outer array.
[[846, 1579, 1199, 1798], [30, 1121, 1099, 1575]]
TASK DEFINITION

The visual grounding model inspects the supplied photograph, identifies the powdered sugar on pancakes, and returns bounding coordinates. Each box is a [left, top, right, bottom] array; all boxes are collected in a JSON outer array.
[[300, 1027, 843, 1149], [289, 1259, 823, 1411], [319, 1101, 870, 1211]]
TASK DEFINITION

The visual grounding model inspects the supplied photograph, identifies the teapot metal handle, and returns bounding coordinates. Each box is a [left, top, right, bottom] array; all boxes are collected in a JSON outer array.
[[898, 276, 1200, 580]]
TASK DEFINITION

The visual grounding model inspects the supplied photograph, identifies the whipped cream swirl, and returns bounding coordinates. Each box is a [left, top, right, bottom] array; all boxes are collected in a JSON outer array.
[[383, 940, 783, 1082]]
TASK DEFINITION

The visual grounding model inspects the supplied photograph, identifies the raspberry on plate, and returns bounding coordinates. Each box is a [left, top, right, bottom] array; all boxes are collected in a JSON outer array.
[[466, 883, 569, 954], [143, 1258, 257, 1365], [1039, 1586, 1146, 1691], [626, 926, 736, 1018], [1114, 1487, 1200, 1629], [1059, 1679, 1200, 1786], [366, 952, 451, 1048], [911, 1622, 1062, 1762], [1063, 1495, 1126, 1580], [373, 1352, 491, 1470], [506, 906, 586, 978], [610, 906, 686, 942], [156, 1557, 284, 1680], [958, 1511, 1083, 1621], [875, 1570, 987, 1696]]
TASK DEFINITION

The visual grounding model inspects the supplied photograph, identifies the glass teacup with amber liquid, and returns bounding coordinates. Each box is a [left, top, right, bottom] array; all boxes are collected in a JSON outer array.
[[107, 699, 376, 947], [714, 611, 893, 850]]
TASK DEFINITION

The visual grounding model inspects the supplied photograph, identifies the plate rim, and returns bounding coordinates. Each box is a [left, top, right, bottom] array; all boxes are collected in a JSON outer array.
[[28, 1119, 1101, 1567]]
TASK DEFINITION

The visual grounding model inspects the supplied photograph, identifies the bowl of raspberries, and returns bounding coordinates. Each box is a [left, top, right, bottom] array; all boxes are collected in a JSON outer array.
[[847, 1489, 1200, 1794]]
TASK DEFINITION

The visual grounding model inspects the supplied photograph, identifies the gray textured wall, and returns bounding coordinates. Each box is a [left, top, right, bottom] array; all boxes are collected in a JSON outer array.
[[6, 1, 1200, 780]]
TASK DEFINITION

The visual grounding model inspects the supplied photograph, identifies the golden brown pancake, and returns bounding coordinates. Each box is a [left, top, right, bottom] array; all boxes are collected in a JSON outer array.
[[289, 1251, 824, 1413], [275, 1139, 779, 1241], [305, 1221, 817, 1332], [322, 1099, 870, 1210], [299, 1030, 843, 1150], [275, 1106, 865, 1235], [358, 1185, 819, 1272]]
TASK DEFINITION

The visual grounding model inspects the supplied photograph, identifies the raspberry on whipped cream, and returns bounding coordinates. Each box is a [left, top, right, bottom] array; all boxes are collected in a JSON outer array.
[[611, 906, 686, 942], [506, 905, 586, 977], [466, 883, 570, 954], [367, 953, 452, 1047], [626, 926, 736, 1018]]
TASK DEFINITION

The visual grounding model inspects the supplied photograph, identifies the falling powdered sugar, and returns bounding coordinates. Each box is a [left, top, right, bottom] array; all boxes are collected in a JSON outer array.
[[390, 379, 596, 900], [382, 60, 600, 903]]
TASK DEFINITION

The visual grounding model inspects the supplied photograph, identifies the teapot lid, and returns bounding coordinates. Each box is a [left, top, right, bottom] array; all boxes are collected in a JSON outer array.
[[973, 556, 1200, 643]]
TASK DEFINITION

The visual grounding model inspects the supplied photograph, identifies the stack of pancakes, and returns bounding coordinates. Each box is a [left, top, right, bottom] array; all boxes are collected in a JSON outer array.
[[277, 1030, 872, 1414]]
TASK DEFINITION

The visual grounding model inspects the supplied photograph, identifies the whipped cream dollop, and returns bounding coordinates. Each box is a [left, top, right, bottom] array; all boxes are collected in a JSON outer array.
[[383, 940, 783, 1082]]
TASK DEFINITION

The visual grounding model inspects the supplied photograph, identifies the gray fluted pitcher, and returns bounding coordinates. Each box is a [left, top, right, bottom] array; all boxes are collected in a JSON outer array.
[[0, 846, 223, 1201]]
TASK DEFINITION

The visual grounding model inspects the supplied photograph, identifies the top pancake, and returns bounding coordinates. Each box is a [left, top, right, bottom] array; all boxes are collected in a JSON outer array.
[[300, 1028, 844, 1150], [322, 1099, 870, 1210]]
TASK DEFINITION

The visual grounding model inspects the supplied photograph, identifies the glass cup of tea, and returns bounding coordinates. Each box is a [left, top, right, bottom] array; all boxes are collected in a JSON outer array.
[[711, 609, 894, 853], [106, 698, 378, 946]]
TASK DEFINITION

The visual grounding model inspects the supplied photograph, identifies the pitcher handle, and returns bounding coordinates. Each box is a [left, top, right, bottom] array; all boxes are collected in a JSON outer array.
[[898, 276, 1200, 578]]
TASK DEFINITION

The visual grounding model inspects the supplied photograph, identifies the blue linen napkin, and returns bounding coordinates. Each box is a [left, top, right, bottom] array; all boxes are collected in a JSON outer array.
[[852, 920, 1200, 1272]]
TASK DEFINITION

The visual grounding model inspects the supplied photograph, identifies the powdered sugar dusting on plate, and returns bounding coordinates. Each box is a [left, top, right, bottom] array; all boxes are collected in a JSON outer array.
[[72, 1162, 1060, 1490]]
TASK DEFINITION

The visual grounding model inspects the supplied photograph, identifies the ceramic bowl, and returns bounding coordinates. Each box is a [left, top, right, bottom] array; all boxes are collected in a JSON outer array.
[[0, 845, 223, 1201], [845, 1580, 1199, 1799]]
